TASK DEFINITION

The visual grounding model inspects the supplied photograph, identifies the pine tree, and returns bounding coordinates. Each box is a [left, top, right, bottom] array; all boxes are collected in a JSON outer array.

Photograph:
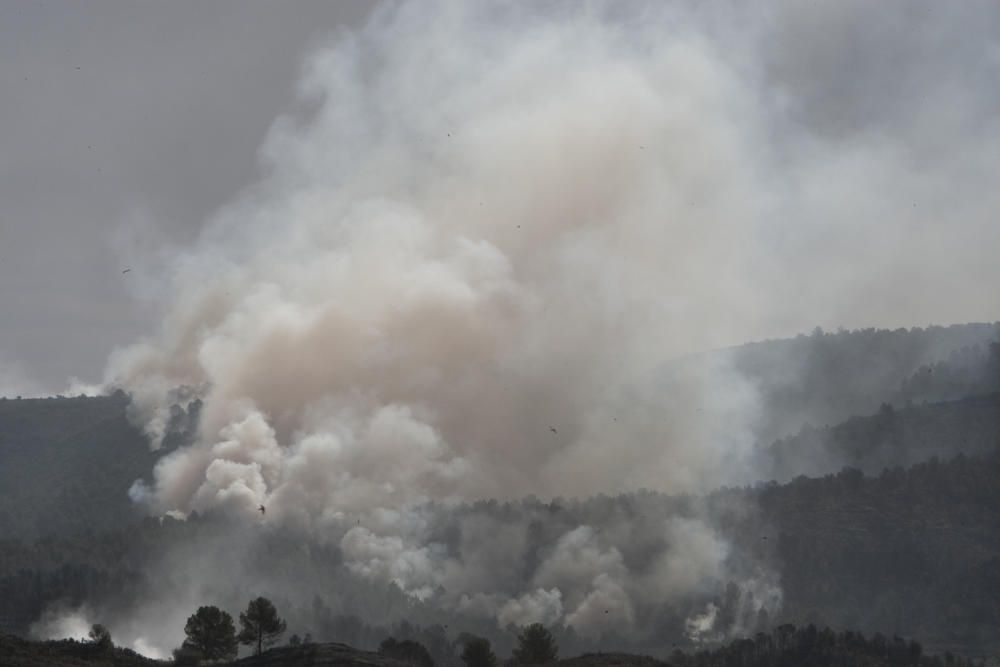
[[237, 597, 287, 656], [380, 637, 435, 667], [88, 624, 112, 652], [182, 606, 238, 662], [512, 624, 558, 664], [460, 637, 497, 667]]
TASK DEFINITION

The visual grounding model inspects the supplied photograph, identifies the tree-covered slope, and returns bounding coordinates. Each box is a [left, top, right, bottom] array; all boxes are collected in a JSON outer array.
[[0, 393, 157, 539], [2, 323, 995, 542], [725, 322, 1000, 443], [0, 392, 202, 540], [0, 634, 163, 667], [760, 393, 1000, 481], [664, 624, 985, 667], [750, 452, 1000, 652], [2, 324, 999, 656]]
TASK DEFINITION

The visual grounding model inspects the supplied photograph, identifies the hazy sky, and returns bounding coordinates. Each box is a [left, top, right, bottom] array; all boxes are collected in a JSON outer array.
[[8, 2, 1000, 655], [3, 1, 1000, 395], [0, 1, 374, 392]]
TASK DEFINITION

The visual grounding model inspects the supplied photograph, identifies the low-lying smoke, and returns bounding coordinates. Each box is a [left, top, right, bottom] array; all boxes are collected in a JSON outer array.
[[61, 0, 1000, 657], [33, 493, 780, 658]]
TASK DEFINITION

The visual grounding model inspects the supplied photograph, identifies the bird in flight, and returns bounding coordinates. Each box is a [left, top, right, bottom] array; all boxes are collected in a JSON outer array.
[[550, 427, 557, 434], [121, 268, 131, 274], [259, 505, 266, 515]]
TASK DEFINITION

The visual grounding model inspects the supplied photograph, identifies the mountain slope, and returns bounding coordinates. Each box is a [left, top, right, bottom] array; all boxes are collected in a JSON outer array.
[[751, 451, 1000, 651], [760, 393, 1000, 481], [725, 322, 1000, 443], [0, 392, 199, 539]]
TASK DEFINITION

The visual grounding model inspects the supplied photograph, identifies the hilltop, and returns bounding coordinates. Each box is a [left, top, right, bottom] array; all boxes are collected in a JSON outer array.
[[0, 633, 164, 667], [1, 633, 989, 667], [232, 642, 410, 667]]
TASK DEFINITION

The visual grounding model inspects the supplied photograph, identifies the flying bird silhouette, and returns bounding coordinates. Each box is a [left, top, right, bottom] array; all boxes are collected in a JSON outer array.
[[259, 505, 266, 515], [121, 268, 131, 274], [550, 427, 557, 434]]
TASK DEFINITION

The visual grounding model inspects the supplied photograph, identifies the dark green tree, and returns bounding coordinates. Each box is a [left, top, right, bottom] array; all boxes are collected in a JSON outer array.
[[512, 623, 558, 664], [182, 605, 238, 662], [88, 624, 112, 651], [460, 637, 497, 667], [380, 637, 435, 667], [238, 596, 287, 656], [172, 643, 203, 667]]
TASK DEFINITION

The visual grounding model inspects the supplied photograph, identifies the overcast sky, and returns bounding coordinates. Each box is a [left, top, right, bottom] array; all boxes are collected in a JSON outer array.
[[3, 1, 1000, 396], [0, 1, 373, 392]]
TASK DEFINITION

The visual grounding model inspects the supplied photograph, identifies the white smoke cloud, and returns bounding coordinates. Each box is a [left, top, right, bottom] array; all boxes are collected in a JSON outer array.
[[341, 526, 445, 601], [638, 518, 729, 601], [456, 592, 504, 620], [106, 1, 783, 527], [28, 606, 168, 659], [132, 637, 168, 661], [84, 0, 1000, 649], [108, 0, 1000, 522], [565, 574, 635, 635], [497, 589, 564, 629], [685, 603, 719, 643], [31, 606, 93, 642], [534, 527, 627, 603]]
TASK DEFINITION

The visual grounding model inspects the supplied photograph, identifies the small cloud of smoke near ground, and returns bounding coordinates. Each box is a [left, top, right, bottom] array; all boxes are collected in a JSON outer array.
[[33, 493, 781, 658], [31, 605, 93, 642], [67, 0, 1000, 657]]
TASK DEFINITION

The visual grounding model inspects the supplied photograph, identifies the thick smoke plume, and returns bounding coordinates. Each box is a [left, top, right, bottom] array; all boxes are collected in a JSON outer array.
[[76, 0, 1000, 657]]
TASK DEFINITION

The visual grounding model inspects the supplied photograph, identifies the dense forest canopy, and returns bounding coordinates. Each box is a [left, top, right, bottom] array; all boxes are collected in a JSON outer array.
[[2, 324, 999, 662]]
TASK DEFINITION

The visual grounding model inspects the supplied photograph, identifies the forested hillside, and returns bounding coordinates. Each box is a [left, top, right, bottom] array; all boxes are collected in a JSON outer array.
[[750, 451, 1000, 653], [0, 392, 199, 540], [0, 630, 988, 667], [2, 324, 995, 542], [663, 624, 986, 667], [3, 450, 1000, 655], [0, 393, 154, 539], [2, 325, 999, 658], [0, 633, 162, 667], [724, 323, 1000, 443], [760, 393, 1000, 481]]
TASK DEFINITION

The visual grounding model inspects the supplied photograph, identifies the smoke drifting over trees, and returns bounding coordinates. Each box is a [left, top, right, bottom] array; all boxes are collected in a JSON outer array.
[[109, 0, 1000, 517], [6, 0, 1000, 661]]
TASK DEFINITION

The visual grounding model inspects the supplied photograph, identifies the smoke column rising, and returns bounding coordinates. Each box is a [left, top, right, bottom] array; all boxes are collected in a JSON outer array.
[[116, 1, 785, 520], [80, 0, 1000, 655]]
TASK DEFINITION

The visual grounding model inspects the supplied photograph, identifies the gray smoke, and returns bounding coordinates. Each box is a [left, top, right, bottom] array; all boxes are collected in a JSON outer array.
[[60, 0, 1000, 657], [0, 356, 44, 399]]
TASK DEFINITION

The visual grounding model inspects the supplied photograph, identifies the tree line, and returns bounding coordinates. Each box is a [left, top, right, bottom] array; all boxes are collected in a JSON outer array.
[[172, 597, 287, 663], [82, 598, 559, 667], [72, 614, 992, 667], [667, 623, 986, 667]]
